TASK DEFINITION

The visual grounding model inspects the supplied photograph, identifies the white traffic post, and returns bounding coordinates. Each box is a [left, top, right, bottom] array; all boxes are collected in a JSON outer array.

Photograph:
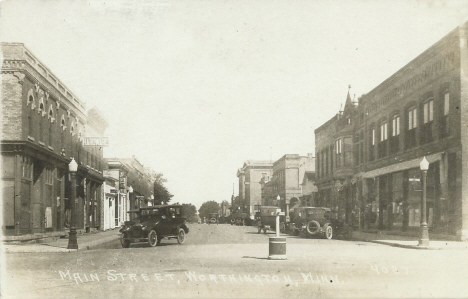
[[276, 213, 280, 237], [276, 209, 284, 236], [268, 209, 287, 260]]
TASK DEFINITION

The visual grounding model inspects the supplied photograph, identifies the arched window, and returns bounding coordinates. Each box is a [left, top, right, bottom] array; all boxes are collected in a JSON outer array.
[[60, 115, 66, 130], [48, 105, 54, 147], [38, 98, 45, 143], [27, 90, 35, 138]]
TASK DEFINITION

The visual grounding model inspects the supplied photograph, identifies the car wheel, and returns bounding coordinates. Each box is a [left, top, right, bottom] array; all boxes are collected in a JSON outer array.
[[148, 230, 158, 247], [324, 224, 333, 240], [120, 234, 130, 248], [306, 220, 321, 235], [177, 228, 185, 244], [210, 218, 217, 224]]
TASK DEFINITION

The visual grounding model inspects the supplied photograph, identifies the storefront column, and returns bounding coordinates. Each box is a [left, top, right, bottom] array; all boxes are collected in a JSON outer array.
[[402, 170, 409, 231]]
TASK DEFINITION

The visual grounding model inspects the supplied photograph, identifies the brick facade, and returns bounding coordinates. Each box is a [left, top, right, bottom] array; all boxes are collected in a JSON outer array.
[[1, 43, 108, 240], [314, 22, 468, 240]]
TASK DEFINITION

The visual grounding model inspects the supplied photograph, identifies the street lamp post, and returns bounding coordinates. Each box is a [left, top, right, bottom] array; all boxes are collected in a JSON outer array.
[[419, 156, 430, 246], [67, 158, 78, 250], [276, 195, 281, 237]]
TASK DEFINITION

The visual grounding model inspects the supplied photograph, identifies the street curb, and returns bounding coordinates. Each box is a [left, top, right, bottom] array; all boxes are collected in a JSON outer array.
[[82, 234, 121, 250], [2, 234, 121, 253], [368, 240, 438, 250], [351, 237, 468, 250]]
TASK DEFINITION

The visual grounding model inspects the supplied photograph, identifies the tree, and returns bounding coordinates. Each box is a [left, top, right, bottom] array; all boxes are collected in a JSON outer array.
[[153, 174, 173, 205], [181, 204, 198, 223], [198, 200, 220, 220]]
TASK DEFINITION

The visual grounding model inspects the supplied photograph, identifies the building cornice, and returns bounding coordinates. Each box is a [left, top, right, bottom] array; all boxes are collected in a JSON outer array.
[[1, 43, 87, 119]]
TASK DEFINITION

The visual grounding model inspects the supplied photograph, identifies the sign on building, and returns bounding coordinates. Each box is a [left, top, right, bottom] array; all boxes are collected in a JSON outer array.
[[83, 137, 109, 147], [119, 172, 126, 191]]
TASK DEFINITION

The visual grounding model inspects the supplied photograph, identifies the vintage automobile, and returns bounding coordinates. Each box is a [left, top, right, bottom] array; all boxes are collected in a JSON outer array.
[[119, 205, 189, 248], [290, 207, 335, 239], [230, 211, 249, 226], [257, 206, 282, 234], [208, 212, 219, 224]]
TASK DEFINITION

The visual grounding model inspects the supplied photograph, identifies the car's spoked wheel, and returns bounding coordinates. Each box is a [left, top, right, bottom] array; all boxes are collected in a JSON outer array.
[[177, 228, 185, 244], [325, 225, 333, 240], [120, 234, 130, 248], [148, 230, 158, 247]]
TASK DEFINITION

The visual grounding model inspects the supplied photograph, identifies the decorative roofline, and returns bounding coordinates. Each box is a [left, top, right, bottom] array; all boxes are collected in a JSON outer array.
[[1, 42, 87, 112]]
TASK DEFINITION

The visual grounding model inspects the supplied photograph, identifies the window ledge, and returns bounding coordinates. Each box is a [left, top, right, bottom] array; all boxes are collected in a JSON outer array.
[[38, 141, 45, 147], [27, 136, 35, 141], [48, 146, 54, 151]]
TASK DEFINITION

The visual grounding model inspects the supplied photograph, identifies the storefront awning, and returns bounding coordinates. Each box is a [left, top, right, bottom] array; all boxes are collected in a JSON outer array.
[[362, 152, 443, 179]]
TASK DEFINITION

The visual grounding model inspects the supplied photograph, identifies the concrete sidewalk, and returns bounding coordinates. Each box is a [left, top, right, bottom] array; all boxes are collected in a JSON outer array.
[[1, 229, 121, 253], [351, 230, 468, 250]]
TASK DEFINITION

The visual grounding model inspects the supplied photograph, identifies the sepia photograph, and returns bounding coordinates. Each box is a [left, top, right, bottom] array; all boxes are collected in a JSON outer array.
[[1, 0, 468, 298]]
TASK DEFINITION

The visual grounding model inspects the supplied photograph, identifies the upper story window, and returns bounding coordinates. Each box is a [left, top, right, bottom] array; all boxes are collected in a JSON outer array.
[[440, 91, 450, 137], [421, 98, 434, 144], [408, 107, 417, 130], [392, 116, 400, 136], [21, 156, 33, 180], [355, 130, 364, 165], [378, 122, 388, 158], [423, 100, 434, 124], [335, 139, 342, 167], [406, 107, 417, 149], [380, 123, 388, 141], [368, 127, 375, 162], [443, 92, 449, 116], [390, 115, 400, 154]]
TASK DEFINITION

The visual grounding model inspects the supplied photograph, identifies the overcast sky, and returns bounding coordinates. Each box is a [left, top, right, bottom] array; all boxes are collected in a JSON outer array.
[[1, 0, 466, 208]]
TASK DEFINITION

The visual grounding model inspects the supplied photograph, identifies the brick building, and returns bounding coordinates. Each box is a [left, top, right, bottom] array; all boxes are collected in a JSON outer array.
[[314, 22, 468, 240], [237, 160, 272, 216], [1, 43, 108, 240], [260, 154, 315, 222]]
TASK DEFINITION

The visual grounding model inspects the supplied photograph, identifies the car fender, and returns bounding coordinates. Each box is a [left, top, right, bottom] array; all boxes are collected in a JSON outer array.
[[181, 223, 189, 234]]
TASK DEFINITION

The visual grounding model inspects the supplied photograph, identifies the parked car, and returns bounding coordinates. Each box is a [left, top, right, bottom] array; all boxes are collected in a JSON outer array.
[[257, 206, 282, 234], [208, 212, 219, 224], [290, 207, 336, 239], [229, 211, 249, 226], [119, 205, 189, 248]]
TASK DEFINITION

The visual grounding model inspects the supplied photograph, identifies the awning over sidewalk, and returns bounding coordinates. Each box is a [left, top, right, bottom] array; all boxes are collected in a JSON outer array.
[[362, 152, 443, 179]]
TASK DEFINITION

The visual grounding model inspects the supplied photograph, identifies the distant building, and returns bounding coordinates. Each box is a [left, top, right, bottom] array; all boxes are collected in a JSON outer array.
[[300, 171, 318, 207], [237, 160, 273, 216], [104, 156, 155, 222], [260, 154, 315, 222]]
